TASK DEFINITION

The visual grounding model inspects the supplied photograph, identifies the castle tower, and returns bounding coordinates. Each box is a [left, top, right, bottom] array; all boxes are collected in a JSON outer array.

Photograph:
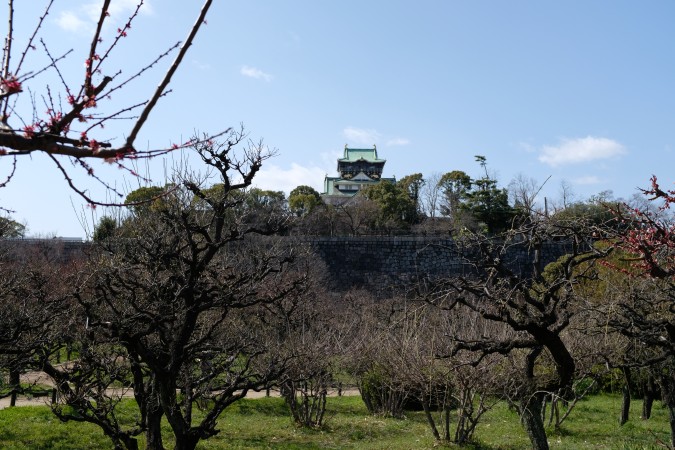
[[322, 145, 395, 205]]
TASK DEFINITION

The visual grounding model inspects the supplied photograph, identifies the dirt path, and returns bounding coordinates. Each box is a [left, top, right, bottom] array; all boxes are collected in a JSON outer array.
[[0, 371, 359, 410]]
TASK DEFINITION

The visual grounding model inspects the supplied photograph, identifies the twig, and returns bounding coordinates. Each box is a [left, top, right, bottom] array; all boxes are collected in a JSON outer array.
[[125, 0, 213, 149], [0, 154, 17, 188], [1, 0, 14, 120], [39, 38, 72, 99], [82, 0, 110, 99], [47, 153, 135, 207], [102, 42, 180, 99], [90, 1, 144, 84], [14, 0, 54, 77]]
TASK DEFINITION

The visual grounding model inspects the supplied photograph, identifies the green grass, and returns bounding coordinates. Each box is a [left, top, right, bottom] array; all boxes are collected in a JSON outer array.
[[0, 394, 670, 449], [0, 406, 112, 449], [0, 383, 52, 399]]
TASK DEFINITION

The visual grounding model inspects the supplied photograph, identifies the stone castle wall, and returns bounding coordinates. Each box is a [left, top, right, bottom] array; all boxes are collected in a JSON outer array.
[[2, 236, 572, 292], [306, 236, 572, 291]]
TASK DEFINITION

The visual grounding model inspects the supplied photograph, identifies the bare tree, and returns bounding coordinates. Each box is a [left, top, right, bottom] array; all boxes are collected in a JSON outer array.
[[556, 180, 576, 212], [340, 291, 413, 418], [41, 132, 311, 450], [421, 172, 442, 219], [395, 302, 501, 445], [343, 291, 501, 444], [426, 218, 609, 450], [508, 173, 548, 218], [0, 0, 215, 205], [335, 196, 379, 236], [278, 280, 341, 428], [0, 239, 76, 407]]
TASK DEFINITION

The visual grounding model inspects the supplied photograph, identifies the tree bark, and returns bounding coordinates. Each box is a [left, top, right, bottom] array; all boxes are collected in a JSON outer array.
[[172, 434, 200, 450], [668, 406, 675, 450], [118, 436, 139, 450], [517, 347, 550, 450], [642, 374, 655, 420], [421, 399, 441, 440], [156, 376, 201, 450], [132, 367, 164, 450], [9, 368, 19, 407], [145, 403, 164, 450], [619, 366, 631, 426], [659, 374, 675, 449], [444, 403, 451, 442], [519, 392, 549, 450]]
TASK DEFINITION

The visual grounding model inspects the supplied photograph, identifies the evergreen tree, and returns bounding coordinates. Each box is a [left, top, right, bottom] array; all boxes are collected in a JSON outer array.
[[289, 185, 323, 217], [461, 156, 516, 234]]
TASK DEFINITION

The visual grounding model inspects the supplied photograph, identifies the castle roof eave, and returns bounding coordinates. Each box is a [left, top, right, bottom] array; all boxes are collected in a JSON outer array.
[[340, 147, 385, 163]]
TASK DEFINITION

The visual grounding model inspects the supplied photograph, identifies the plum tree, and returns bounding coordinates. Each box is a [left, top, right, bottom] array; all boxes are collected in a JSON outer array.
[[0, 0, 215, 205]]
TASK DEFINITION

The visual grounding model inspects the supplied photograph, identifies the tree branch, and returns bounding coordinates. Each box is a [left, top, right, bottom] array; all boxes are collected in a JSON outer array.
[[125, 0, 213, 149]]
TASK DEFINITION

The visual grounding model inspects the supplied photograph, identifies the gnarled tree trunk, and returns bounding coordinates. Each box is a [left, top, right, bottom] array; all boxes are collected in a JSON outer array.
[[519, 391, 549, 450]]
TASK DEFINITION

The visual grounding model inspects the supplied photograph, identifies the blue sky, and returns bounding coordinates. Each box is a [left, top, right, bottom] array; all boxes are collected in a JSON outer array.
[[2, 0, 674, 237]]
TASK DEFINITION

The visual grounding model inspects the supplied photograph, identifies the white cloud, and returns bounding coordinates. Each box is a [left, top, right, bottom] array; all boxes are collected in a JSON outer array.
[[538, 136, 626, 167], [241, 65, 273, 82], [321, 149, 342, 167], [56, 11, 89, 33], [386, 137, 410, 147], [83, 0, 153, 21], [572, 175, 601, 185], [110, 0, 153, 17], [253, 163, 326, 194], [343, 128, 410, 147], [58, 1, 153, 34], [343, 127, 381, 146]]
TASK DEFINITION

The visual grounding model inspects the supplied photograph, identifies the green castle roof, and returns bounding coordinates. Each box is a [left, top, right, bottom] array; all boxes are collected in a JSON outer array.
[[338, 145, 386, 163]]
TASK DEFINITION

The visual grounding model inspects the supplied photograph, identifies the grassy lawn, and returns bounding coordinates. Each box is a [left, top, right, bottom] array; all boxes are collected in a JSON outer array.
[[0, 394, 670, 449]]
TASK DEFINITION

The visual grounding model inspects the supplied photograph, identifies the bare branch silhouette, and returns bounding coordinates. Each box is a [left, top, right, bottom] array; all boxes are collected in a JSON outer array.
[[0, 0, 219, 204]]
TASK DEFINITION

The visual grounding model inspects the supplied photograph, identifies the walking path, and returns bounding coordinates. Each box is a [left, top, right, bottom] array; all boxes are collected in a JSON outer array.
[[0, 371, 359, 410]]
